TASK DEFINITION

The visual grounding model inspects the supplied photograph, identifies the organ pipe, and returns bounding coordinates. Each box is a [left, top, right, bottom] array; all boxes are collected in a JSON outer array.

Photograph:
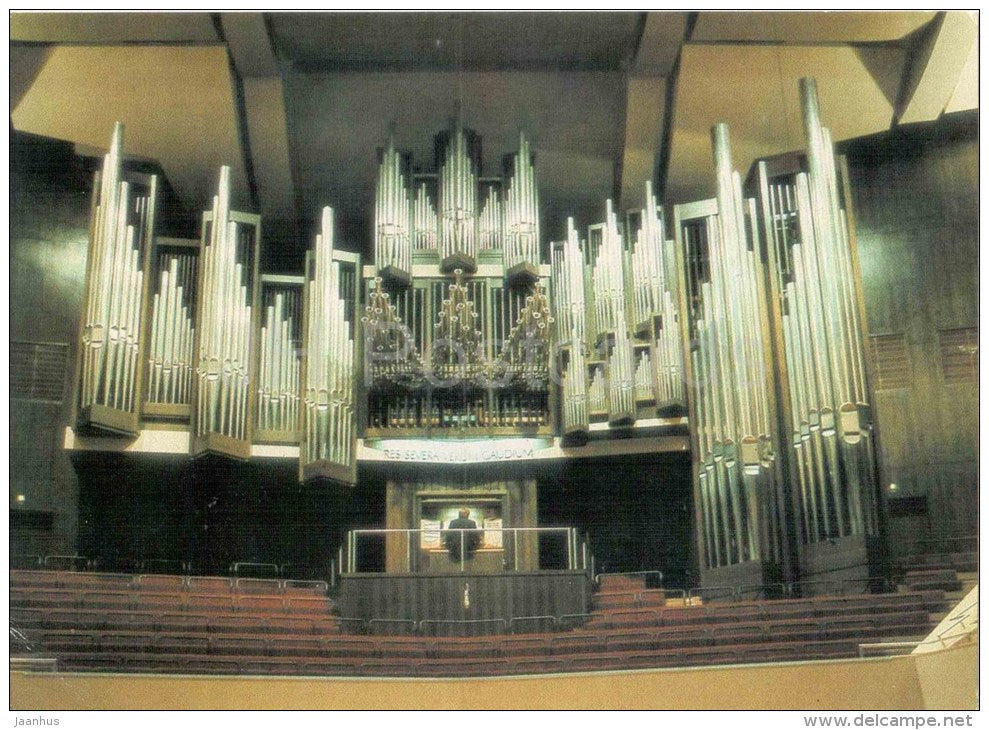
[[594, 201, 635, 425], [301, 207, 357, 484], [146, 250, 197, 409], [631, 181, 686, 410], [551, 218, 589, 434], [758, 77, 879, 543], [412, 183, 439, 251], [438, 124, 478, 265], [503, 131, 540, 270], [77, 122, 158, 434], [192, 166, 260, 459], [256, 284, 303, 437], [675, 123, 780, 569], [373, 138, 412, 281], [478, 185, 503, 251]]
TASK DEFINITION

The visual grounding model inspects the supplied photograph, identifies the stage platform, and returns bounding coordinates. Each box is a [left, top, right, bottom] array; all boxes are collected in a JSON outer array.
[[336, 570, 591, 634]]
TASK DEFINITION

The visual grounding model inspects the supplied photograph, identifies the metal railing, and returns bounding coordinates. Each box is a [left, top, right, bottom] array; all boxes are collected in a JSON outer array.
[[685, 576, 900, 602], [899, 535, 977, 557], [595, 570, 664, 587], [342, 526, 590, 574]]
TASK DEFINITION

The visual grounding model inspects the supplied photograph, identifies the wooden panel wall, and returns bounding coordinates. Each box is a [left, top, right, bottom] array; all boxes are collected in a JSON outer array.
[[840, 111, 977, 556], [337, 571, 590, 631]]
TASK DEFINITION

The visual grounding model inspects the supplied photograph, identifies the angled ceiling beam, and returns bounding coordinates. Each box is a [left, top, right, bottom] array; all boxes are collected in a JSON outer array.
[[219, 12, 297, 221], [615, 12, 688, 212], [898, 11, 978, 125]]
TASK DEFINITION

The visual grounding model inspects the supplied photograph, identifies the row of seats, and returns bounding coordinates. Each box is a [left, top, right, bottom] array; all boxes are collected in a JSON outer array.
[[11, 570, 327, 596], [10, 589, 333, 615], [20, 638, 868, 678], [12, 606, 930, 660], [11, 606, 342, 635], [586, 592, 945, 631], [9, 568, 943, 678]]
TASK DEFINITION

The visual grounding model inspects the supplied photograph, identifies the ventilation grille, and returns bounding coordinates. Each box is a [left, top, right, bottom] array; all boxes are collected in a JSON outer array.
[[939, 327, 978, 385], [10, 341, 69, 403], [869, 334, 911, 390]]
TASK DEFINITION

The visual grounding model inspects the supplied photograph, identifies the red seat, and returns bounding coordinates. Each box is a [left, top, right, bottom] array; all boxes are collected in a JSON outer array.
[[236, 595, 285, 613], [186, 576, 234, 593]]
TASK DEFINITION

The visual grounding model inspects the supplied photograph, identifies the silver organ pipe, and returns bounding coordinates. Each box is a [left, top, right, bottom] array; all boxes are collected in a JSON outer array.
[[412, 183, 439, 251], [630, 181, 686, 409], [78, 122, 157, 433], [594, 201, 635, 425], [373, 138, 412, 278], [192, 166, 260, 458], [256, 283, 303, 437], [551, 217, 589, 434], [634, 349, 653, 402], [438, 124, 478, 263], [503, 131, 540, 269], [676, 123, 780, 569], [758, 77, 879, 542], [301, 207, 357, 484], [478, 185, 503, 251], [587, 366, 607, 416], [146, 251, 197, 408]]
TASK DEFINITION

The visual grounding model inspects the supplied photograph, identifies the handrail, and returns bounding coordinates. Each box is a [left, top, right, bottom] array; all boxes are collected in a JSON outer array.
[[858, 641, 921, 658], [230, 562, 279, 577], [595, 570, 664, 586], [509, 615, 558, 633], [418, 618, 508, 636], [368, 618, 418, 635], [900, 535, 977, 556], [43, 555, 90, 570], [344, 526, 585, 574]]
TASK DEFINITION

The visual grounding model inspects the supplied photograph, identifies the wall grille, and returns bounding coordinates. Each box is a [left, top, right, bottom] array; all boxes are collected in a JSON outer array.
[[939, 327, 978, 385], [10, 341, 69, 403], [869, 333, 911, 390]]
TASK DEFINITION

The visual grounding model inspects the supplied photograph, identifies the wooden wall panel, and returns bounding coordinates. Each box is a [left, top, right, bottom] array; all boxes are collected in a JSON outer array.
[[840, 112, 977, 554]]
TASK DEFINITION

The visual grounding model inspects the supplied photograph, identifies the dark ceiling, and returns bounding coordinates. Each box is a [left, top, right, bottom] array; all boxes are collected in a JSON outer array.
[[268, 12, 645, 72]]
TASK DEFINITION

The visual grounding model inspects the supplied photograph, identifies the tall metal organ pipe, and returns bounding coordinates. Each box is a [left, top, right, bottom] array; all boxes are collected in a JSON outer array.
[[78, 122, 157, 427], [301, 206, 357, 483]]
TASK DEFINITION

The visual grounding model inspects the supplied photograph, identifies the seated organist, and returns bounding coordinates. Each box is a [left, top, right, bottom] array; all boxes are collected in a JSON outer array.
[[444, 508, 482, 562]]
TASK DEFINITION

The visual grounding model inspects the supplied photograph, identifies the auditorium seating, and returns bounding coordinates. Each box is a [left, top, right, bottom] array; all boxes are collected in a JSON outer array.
[[9, 567, 951, 678]]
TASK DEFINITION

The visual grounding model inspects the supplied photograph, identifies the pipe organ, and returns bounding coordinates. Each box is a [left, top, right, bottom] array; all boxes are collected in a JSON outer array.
[[756, 78, 880, 545], [70, 82, 884, 582], [551, 182, 686, 439], [361, 125, 557, 436], [76, 122, 158, 436], [191, 166, 262, 460], [674, 125, 781, 571]]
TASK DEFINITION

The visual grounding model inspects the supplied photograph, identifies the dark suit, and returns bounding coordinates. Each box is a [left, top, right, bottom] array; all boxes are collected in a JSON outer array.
[[444, 517, 481, 561]]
